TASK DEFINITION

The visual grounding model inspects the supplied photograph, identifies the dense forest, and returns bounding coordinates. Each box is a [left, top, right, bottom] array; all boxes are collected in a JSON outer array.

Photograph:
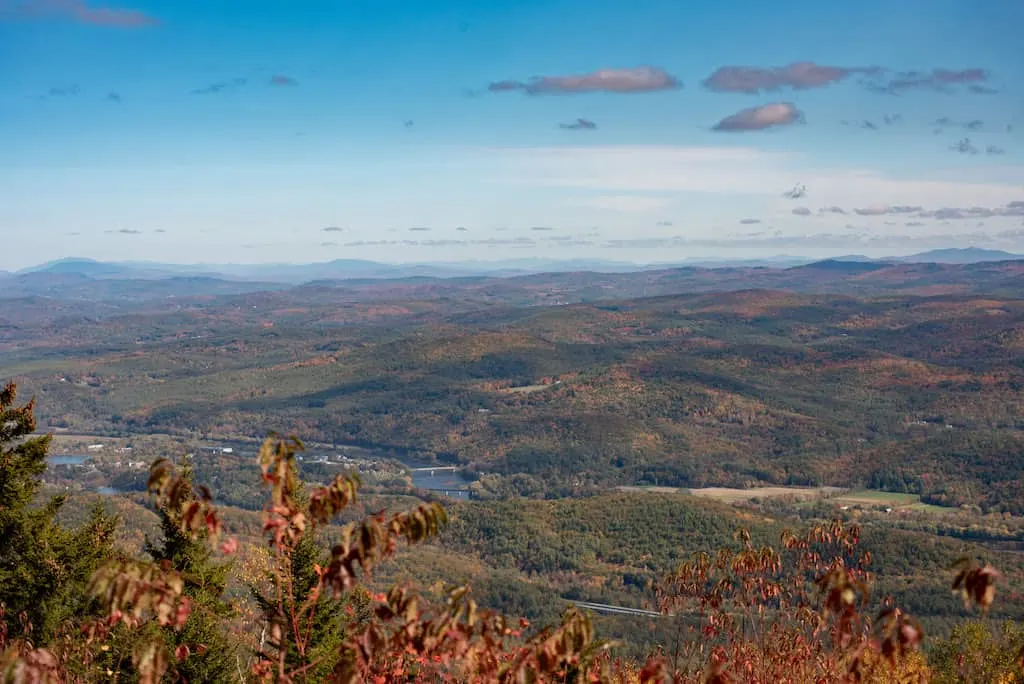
[[6, 285, 1024, 511]]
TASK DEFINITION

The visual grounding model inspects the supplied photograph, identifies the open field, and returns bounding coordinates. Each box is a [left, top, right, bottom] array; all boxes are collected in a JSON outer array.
[[686, 485, 845, 502], [618, 485, 958, 515], [616, 485, 843, 501], [833, 489, 953, 514]]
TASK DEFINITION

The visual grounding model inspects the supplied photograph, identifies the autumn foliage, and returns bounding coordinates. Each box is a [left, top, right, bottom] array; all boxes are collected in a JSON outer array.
[[0, 382, 1020, 682]]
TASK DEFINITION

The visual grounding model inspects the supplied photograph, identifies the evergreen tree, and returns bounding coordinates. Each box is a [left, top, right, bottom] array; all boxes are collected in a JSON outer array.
[[0, 382, 118, 641], [144, 461, 239, 683], [250, 478, 370, 681]]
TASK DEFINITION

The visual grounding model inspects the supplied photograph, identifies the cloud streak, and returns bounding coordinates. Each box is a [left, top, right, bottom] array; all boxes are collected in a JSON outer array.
[[934, 117, 984, 130], [712, 103, 802, 132], [813, 201, 1024, 221], [559, 118, 598, 131], [951, 138, 979, 155], [46, 85, 80, 97], [866, 68, 991, 94], [344, 237, 541, 248], [7, 0, 158, 26], [702, 62, 995, 96], [270, 74, 298, 87], [192, 78, 247, 95], [489, 66, 680, 95], [600, 229, 1020, 251], [703, 61, 874, 94]]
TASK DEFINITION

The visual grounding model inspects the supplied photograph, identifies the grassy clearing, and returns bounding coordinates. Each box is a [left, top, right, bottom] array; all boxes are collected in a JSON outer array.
[[616, 485, 841, 502], [833, 489, 951, 514], [619, 485, 954, 516], [500, 384, 553, 395], [686, 486, 843, 503]]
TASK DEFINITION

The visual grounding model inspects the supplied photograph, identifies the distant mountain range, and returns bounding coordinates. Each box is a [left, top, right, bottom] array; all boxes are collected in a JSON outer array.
[[3, 254, 1024, 307], [14, 248, 1022, 285], [892, 248, 1024, 264]]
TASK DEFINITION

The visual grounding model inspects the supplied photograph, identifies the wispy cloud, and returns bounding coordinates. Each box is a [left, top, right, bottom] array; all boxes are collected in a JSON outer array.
[[47, 85, 80, 97], [656, 220, 673, 227], [917, 202, 1024, 220], [986, 145, 1006, 156], [344, 237, 540, 248], [702, 62, 994, 97], [792, 206, 812, 216], [853, 205, 922, 216], [969, 84, 999, 95], [812, 201, 1024, 221], [106, 91, 122, 103], [866, 68, 991, 94], [559, 118, 598, 131], [192, 78, 247, 95], [934, 117, 984, 130], [487, 144, 1024, 208], [703, 61, 874, 94], [270, 74, 298, 87], [951, 138, 979, 155], [7, 0, 158, 27], [712, 103, 802, 132], [600, 229, 1018, 251], [488, 66, 680, 95], [783, 183, 807, 200]]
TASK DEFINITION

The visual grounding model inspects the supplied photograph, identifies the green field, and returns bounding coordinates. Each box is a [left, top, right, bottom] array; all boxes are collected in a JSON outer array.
[[833, 489, 953, 514]]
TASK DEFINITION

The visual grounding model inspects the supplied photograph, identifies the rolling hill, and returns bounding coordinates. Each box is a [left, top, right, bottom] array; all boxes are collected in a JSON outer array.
[[5, 278, 1023, 512]]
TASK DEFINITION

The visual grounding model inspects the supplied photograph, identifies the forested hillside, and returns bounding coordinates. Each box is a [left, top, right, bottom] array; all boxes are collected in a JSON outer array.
[[3, 386, 1023, 681], [6, 285, 1023, 511]]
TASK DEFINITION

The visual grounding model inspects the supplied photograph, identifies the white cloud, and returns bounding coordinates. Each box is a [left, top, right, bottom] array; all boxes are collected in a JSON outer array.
[[486, 145, 1024, 208]]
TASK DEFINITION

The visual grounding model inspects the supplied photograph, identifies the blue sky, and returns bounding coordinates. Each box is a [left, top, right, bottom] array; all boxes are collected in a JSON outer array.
[[1, 0, 1023, 269]]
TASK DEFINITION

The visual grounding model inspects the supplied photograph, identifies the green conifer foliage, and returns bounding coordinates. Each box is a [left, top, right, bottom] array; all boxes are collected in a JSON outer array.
[[0, 382, 118, 641], [143, 461, 239, 683]]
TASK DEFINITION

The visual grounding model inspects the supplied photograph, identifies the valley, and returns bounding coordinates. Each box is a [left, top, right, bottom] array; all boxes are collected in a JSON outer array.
[[4, 256, 1024, 664]]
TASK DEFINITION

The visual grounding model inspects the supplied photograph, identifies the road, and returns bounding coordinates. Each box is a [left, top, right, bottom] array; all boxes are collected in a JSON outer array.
[[567, 600, 664, 618]]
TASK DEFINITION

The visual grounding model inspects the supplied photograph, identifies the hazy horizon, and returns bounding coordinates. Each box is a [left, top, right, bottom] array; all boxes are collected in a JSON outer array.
[[6, 246, 1022, 276]]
